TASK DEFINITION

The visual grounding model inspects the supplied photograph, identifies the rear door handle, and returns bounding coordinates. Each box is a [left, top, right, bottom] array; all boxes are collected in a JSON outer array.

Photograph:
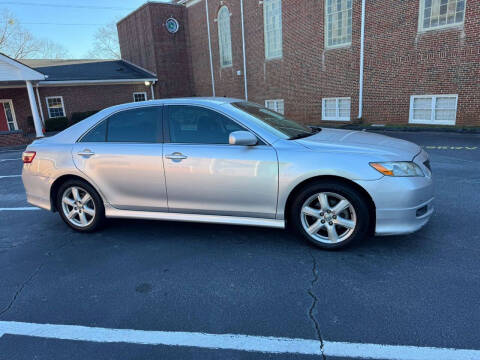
[[77, 150, 95, 157], [165, 152, 187, 161]]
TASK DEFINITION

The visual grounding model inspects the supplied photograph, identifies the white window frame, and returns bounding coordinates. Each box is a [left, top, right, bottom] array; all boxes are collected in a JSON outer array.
[[265, 99, 285, 114], [263, 0, 283, 60], [0, 99, 18, 131], [217, 5, 233, 68], [133, 92, 147, 102], [322, 97, 351, 121], [45, 96, 66, 119], [418, 0, 466, 32], [409, 94, 458, 125], [325, 0, 353, 49]]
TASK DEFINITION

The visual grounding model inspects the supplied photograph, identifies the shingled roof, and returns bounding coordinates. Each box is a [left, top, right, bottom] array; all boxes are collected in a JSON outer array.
[[19, 59, 156, 82]]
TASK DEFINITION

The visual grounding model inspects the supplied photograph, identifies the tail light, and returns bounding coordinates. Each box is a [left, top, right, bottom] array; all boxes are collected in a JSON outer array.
[[22, 151, 36, 164]]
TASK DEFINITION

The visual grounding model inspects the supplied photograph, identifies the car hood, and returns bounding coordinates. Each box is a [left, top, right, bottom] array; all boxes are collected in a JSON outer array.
[[295, 128, 421, 160]]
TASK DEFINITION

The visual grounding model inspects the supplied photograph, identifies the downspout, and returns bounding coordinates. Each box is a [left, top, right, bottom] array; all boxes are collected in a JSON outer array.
[[240, 0, 248, 101], [205, 0, 216, 96], [358, 0, 366, 119]]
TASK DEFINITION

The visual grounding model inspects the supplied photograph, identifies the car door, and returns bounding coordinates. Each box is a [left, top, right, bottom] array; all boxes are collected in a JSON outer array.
[[72, 106, 168, 211], [163, 104, 278, 219]]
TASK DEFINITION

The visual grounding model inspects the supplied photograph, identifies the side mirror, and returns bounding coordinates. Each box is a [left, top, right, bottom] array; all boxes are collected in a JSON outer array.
[[229, 131, 258, 146]]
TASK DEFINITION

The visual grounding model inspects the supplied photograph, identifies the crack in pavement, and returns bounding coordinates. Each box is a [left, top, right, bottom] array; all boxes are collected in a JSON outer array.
[[0, 238, 73, 319], [307, 252, 327, 360]]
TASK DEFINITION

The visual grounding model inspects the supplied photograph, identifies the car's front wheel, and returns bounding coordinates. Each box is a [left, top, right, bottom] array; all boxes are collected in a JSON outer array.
[[290, 182, 370, 249], [56, 179, 104, 232]]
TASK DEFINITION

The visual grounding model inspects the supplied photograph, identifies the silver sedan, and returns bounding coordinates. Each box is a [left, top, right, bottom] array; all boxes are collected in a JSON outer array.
[[22, 98, 434, 249]]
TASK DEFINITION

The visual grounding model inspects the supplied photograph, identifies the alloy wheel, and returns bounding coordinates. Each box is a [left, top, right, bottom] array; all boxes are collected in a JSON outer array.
[[61, 186, 96, 228], [300, 192, 357, 244]]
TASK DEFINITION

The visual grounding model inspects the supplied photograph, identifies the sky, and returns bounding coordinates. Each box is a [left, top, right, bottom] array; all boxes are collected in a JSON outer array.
[[3, 0, 172, 58]]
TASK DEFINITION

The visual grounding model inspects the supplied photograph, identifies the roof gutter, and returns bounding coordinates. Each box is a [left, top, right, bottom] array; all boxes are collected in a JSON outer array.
[[38, 78, 157, 86]]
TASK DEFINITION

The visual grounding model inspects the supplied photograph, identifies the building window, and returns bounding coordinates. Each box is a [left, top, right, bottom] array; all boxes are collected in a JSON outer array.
[[46, 96, 65, 118], [325, 0, 352, 48], [218, 6, 233, 67], [322, 97, 351, 121], [419, 0, 466, 31], [133, 92, 147, 102], [264, 0, 282, 59], [265, 99, 285, 114], [409, 95, 457, 125]]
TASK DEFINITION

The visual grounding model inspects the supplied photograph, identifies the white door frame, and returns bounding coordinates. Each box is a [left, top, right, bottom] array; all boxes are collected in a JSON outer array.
[[0, 99, 18, 131]]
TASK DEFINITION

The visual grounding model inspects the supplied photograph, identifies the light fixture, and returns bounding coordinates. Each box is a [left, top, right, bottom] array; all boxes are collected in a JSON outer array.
[[145, 81, 150, 86]]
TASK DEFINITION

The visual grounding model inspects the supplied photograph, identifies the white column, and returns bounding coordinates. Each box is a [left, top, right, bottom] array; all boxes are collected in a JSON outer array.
[[35, 85, 45, 126], [150, 82, 155, 100], [26, 80, 43, 138]]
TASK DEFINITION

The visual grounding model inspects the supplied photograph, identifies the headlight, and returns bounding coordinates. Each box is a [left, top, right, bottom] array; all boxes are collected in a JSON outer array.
[[370, 161, 424, 177]]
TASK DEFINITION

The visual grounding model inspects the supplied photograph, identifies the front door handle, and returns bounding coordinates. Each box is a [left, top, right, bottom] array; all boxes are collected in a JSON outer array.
[[77, 149, 95, 157], [165, 152, 187, 161]]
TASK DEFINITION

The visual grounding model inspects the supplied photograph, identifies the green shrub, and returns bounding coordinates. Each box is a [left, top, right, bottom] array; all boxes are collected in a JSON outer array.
[[45, 117, 69, 132], [70, 110, 100, 125]]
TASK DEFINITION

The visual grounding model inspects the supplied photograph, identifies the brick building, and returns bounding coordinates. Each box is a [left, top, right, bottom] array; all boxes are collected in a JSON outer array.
[[0, 55, 156, 146], [118, 0, 479, 127]]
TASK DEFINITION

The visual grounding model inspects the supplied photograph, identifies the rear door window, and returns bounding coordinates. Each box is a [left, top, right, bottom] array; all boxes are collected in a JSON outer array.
[[79, 106, 162, 143]]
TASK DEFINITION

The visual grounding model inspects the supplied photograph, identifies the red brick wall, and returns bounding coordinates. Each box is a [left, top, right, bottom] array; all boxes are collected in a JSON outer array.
[[0, 88, 34, 133], [118, 3, 194, 99], [182, 0, 479, 127], [363, 0, 480, 126]]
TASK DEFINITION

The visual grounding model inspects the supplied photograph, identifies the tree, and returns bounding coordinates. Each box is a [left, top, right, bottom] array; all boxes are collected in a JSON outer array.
[[0, 10, 70, 59], [85, 21, 120, 59]]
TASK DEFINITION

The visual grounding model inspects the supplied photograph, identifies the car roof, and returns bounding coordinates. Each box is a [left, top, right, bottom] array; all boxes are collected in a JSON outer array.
[[148, 97, 242, 106]]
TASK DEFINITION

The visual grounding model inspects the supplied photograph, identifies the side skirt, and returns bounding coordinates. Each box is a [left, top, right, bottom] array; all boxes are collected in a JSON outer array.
[[104, 205, 285, 229]]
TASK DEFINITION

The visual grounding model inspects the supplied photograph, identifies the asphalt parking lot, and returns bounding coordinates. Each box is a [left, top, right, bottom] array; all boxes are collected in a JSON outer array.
[[0, 131, 479, 360]]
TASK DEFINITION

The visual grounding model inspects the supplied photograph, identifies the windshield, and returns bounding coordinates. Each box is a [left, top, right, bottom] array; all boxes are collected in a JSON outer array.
[[231, 102, 316, 139]]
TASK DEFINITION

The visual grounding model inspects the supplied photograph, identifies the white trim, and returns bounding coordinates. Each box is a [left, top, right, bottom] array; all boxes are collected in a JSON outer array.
[[133, 92, 148, 102], [240, 0, 248, 100], [418, 0, 466, 33], [39, 78, 156, 86], [322, 97, 351, 121], [45, 96, 66, 119], [409, 94, 458, 125], [0, 99, 18, 131], [0, 53, 45, 81]]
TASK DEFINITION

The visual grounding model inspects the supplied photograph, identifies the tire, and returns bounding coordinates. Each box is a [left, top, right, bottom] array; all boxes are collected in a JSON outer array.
[[56, 179, 105, 232], [290, 181, 370, 250]]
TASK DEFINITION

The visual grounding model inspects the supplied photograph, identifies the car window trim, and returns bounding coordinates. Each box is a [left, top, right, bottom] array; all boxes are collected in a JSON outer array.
[[163, 104, 269, 146], [77, 105, 164, 144]]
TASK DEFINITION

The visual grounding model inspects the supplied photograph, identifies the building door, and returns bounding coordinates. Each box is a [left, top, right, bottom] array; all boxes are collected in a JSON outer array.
[[0, 100, 18, 131]]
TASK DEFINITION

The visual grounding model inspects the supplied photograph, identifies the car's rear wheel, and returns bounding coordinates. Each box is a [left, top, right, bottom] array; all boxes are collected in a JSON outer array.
[[56, 179, 104, 232], [290, 182, 370, 249]]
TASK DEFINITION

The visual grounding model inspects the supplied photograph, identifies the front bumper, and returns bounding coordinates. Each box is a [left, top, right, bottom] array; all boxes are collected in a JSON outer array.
[[355, 173, 434, 236]]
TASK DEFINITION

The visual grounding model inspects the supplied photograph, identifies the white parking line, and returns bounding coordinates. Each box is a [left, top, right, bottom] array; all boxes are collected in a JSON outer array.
[[0, 321, 478, 360], [0, 207, 40, 211], [0, 175, 21, 179], [0, 158, 21, 162]]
